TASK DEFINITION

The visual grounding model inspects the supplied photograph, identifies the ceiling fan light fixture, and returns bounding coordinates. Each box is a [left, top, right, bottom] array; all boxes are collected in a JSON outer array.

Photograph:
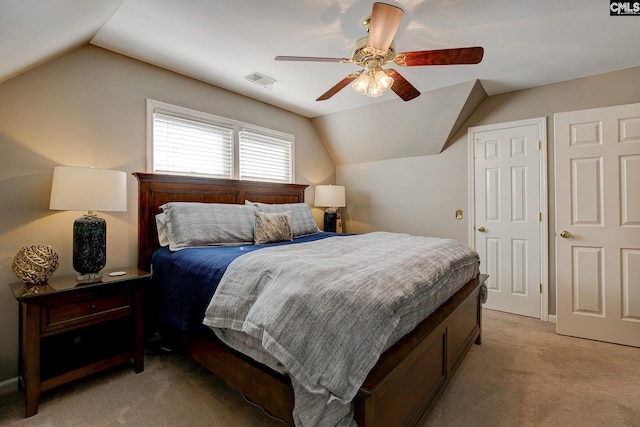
[[375, 69, 393, 90], [352, 72, 370, 95], [366, 82, 384, 97], [351, 66, 394, 98]]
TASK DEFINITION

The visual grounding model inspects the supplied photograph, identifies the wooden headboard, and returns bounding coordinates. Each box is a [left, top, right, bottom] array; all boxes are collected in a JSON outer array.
[[133, 173, 308, 271]]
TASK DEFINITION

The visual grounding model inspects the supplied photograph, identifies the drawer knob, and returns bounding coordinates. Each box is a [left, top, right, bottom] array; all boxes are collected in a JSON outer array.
[[89, 304, 96, 311]]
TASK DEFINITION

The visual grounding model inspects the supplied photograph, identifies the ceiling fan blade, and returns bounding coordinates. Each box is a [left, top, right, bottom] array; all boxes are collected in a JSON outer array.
[[395, 47, 484, 66], [316, 72, 361, 101], [367, 2, 404, 51], [275, 56, 349, 63], [385, 69, 420, 101]]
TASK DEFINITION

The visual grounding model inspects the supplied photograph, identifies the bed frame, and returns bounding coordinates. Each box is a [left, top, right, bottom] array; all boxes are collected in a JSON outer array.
[[134, 172, 483, 427]]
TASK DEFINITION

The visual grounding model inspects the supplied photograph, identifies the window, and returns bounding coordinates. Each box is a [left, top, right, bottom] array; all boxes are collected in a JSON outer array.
[[153, 112, 233, 178], [147, 100, 294, 183], [239, 128, 292, 183]]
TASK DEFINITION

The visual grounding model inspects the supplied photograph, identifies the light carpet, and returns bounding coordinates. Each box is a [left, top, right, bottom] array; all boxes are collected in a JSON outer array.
[[1, 309, 638, 426]]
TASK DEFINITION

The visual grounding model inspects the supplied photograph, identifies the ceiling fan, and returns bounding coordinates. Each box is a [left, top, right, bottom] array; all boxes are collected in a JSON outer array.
[[275, 2, 483, 102]]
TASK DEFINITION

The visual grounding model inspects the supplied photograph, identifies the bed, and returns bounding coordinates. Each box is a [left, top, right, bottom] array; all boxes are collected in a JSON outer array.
[[134, 172, 484, 427]]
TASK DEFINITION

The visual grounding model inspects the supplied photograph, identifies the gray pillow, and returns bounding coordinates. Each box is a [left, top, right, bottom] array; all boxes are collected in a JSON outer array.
[[246, 201, 320, 237], [254, 211, 293, 244], [161, 202, 256, 250]]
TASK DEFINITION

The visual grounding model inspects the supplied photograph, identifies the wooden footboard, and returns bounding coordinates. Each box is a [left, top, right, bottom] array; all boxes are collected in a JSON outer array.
[[178, 275, 482, 427], [186, 333, 295, 423], [355, 275, 483, 427]]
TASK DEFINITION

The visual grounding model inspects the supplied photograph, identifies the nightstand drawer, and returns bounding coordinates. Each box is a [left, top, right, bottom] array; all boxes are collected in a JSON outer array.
[[41, 290, 133, 334]]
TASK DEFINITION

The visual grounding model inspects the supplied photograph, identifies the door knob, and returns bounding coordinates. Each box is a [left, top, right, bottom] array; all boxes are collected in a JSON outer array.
[[560, 230, 571, 238], [477, 226, 486, 232]]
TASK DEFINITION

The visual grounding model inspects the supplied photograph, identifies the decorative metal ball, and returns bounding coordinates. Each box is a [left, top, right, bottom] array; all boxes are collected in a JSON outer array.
[[12, 245, 60, 285]]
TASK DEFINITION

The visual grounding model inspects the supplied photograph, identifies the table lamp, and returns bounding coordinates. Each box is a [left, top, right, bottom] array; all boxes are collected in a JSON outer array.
[[314, 185, 346, 232], [49, 166, 127, 283]]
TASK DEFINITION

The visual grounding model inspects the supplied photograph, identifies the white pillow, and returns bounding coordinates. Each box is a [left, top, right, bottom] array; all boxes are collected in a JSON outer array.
[[245, 201, 320, 237], [161, 202, 256, 251], [155, 213, 170, 247]]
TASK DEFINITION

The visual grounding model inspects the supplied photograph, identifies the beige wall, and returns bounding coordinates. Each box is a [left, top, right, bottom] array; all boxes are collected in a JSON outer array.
[[338, 66, 640, 317], [0, 45, 335, 385]]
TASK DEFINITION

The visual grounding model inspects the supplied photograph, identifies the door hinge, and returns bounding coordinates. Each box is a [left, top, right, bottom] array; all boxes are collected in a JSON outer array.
[[539, 212, 542, 222], [539, 283, 543, 294], [537, 141, 541, 150]]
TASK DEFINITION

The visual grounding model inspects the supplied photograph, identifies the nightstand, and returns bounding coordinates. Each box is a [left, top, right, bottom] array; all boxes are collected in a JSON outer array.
[[9, 267, 151, 417]]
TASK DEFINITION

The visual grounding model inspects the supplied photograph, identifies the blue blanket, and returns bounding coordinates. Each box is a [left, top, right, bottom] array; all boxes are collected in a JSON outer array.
[[151, 232, 342, 332]]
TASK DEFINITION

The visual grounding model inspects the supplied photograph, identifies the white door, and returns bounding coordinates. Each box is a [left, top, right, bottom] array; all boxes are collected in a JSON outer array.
[[555, 102, 640, 347], [469, 118, 548, 319]]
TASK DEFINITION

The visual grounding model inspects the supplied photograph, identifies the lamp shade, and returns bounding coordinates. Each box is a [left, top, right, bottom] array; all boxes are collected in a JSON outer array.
[[314, 185, 346, 208], [50, 166, 127, 212]]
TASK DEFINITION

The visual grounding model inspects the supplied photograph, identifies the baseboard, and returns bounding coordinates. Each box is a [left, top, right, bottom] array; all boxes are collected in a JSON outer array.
[[548, 314, 557, 324], [0, 377, 18, 395]]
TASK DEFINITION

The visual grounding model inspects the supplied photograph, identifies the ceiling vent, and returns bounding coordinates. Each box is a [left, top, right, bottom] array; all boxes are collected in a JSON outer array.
[[244, 72, 276, 90]]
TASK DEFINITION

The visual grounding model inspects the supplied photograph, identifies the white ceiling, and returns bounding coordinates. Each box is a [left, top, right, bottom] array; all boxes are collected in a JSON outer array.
[[2, 0, 640, 119]]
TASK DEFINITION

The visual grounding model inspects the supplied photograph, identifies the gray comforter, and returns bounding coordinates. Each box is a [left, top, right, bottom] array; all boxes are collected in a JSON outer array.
[[203, 232, 479, 426]]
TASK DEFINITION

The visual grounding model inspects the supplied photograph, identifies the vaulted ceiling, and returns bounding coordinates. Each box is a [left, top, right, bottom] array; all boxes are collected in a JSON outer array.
[[2, 0, 639, 164]]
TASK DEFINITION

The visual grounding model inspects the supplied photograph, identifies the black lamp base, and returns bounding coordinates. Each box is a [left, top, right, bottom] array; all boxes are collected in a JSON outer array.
[[73, 215, 106, 283], [323, 211, 337, 232]]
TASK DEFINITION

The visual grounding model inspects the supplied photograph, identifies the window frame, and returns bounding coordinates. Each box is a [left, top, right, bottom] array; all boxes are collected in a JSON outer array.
[[146, 99, 295, 183]]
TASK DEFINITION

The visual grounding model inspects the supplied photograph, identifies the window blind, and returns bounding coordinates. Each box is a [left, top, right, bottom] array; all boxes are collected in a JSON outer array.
[[153, 112, 233, 178], [239, 128, 293, 183]]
